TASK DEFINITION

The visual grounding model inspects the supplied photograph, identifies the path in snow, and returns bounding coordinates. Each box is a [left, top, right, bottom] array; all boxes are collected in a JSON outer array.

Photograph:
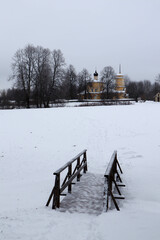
[[58, 172, 104, 215]]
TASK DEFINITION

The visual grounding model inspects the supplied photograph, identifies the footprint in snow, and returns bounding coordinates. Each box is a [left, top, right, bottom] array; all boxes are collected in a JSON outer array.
[[129, 155, 143, 159], [122, 151, 136, 155]]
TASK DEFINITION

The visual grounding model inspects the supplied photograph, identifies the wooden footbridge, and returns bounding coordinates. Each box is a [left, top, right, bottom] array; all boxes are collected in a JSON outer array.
[[46, 150, 125, 214]]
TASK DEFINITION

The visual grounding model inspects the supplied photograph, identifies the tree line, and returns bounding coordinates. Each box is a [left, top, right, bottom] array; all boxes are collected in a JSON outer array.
[[125, 76, 160, 101], [2, 44, 94, 108], [0, 44, 160, 108]]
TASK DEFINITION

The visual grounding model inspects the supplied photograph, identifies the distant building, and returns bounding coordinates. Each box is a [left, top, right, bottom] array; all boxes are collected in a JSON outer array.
[[79, 66, 128, 100], [155, 93, 160, 102], [114, 65, 127, 99], [79, 71, 105, 100]]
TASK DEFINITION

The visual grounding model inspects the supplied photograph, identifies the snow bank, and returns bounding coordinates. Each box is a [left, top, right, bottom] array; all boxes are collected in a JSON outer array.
[[0, 102, 160, 239]]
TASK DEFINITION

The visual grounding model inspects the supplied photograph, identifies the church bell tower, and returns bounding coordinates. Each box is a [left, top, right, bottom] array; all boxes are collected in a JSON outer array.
[[115, 65, 126, 99]]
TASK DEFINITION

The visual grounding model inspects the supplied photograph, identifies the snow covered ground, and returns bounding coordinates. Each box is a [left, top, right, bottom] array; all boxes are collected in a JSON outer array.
[[0, 102, 160, 240]]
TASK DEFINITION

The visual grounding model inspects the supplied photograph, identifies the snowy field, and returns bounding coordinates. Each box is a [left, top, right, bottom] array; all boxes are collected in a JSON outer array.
[[0, 102, 160, 240]]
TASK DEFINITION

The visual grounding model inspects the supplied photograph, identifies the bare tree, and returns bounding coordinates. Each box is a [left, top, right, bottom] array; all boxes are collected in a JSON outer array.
[[155, 74, 160, 94], [46, 49, 65, 106], [11, 44, 36, 108], [33, 46, 51, 107], [10, 46, 65, 108], [143, 80, 153, 100], [155, 73, 160, 83], [100, 66, 115, 99], [124, 75, 130, 86], [126, 81, 138, 101], [0, 90, 9, 109], [126, 79, 154, 101], [63, 65, 77, 99], [77, 68, 91, 99]]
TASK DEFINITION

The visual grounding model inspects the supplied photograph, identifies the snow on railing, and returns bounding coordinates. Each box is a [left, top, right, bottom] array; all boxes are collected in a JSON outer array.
[[104, 151, 125, 211]]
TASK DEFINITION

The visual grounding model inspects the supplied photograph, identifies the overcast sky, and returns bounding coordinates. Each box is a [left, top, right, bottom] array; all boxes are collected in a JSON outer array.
[[1, 0, 160, 89]]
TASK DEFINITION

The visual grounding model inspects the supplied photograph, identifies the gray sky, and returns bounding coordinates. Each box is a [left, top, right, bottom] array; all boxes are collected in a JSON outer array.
[[1, 0, 160, 89]]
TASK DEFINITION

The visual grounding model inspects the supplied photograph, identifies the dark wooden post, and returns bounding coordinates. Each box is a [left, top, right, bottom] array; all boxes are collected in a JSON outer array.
[[106, 177, 109, 211], [52, 173, 60, 209], [83, 151, 87, 173], [68, 164, 72, 193], [114, 153, 117, 177], [77, 157, 80, 181]]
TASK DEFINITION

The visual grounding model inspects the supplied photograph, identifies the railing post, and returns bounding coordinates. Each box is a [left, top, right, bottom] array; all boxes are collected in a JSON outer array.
[[68, 164, 72, 193], [83, 151, 87, 173], [77, 157, 80, 181], [106, 177, 110, 211], [115, 153, 117, 176], [52, 173, 60, 209]]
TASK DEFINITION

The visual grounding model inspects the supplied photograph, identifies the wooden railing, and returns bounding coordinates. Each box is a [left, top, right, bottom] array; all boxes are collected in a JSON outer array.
[[104, 151, 125, 211], [46, 149, 87, 209]]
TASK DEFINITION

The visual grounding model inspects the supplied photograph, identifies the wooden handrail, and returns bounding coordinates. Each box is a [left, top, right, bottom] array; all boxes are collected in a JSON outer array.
[[104, 151, 117, 177], [104, 151, 125, 211], [46, 149, 87, 209], [54, 149, 87, 174]]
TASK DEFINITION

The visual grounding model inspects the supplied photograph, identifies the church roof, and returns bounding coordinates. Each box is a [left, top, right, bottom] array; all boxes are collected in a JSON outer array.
[[93, 71, 98, 77]]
